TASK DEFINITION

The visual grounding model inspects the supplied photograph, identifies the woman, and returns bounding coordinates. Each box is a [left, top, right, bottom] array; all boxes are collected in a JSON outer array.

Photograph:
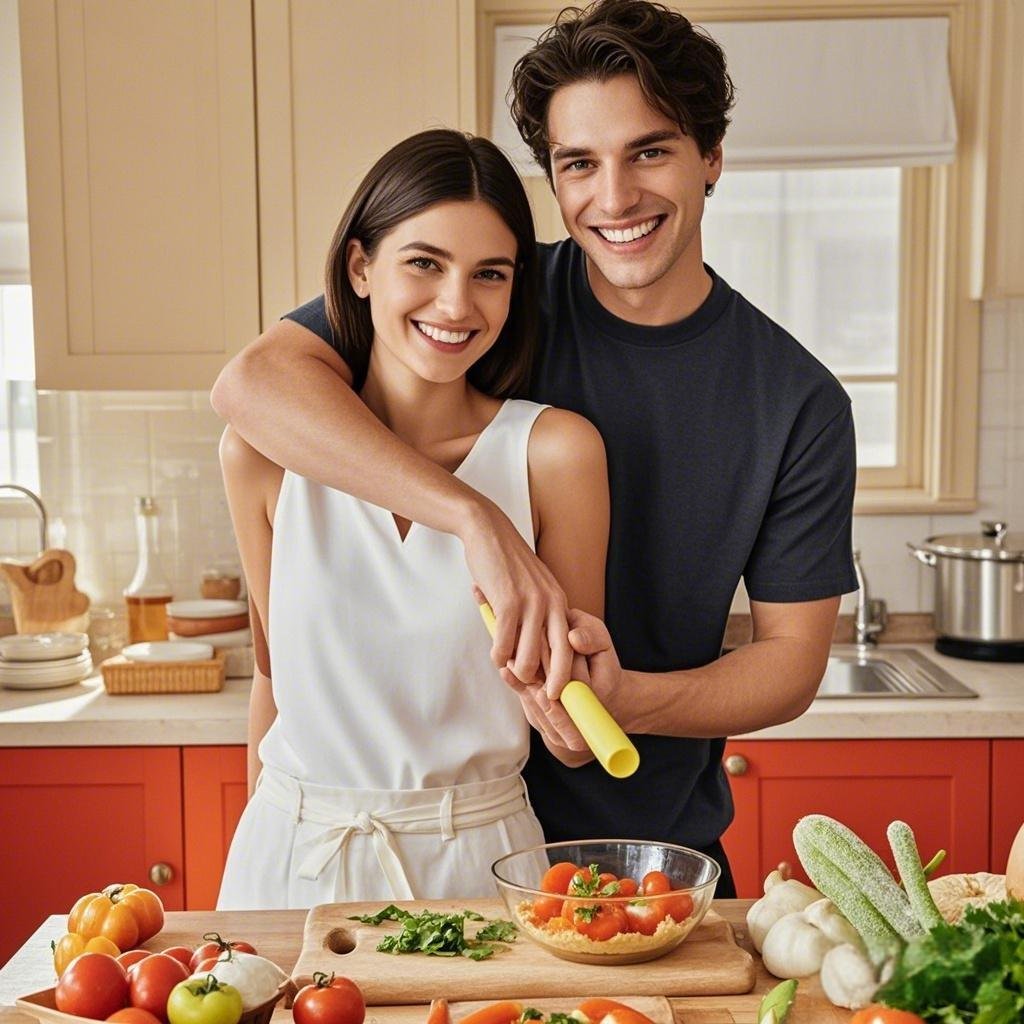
[[217, 129, 608, 909]]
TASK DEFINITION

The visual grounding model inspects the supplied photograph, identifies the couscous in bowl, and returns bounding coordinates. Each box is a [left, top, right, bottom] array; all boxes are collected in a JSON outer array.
[[491, 839, 719, 965]]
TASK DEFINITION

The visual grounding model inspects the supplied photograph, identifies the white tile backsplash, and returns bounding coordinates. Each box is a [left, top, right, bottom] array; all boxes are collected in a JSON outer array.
[[17, 298, 1024, 613]]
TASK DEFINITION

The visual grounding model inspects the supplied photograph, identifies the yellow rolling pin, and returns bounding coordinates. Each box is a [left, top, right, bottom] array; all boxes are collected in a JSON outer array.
[[478, 602, 639, 779]]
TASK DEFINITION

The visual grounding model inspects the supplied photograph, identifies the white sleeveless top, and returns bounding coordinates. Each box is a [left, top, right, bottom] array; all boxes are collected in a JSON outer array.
[[259, 399, 548, 792]]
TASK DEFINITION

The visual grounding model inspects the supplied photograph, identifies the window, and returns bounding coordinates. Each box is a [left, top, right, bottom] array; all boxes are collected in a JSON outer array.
[[702, 167, 902, 470], [478, 0, 990, 513], [0, 284, 38, 490]]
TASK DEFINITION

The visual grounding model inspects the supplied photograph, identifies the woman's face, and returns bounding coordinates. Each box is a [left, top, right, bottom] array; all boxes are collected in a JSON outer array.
[[348, 199, 518, 387]]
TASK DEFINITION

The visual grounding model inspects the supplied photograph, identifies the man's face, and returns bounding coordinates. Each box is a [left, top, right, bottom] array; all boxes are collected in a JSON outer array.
[[546, 74, 722, 319]]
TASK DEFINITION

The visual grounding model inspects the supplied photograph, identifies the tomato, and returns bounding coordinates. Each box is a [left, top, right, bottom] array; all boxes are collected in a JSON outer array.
[[849, 1010, 927, 1024], [656, 891, 694, 923], [569, 867, 595, 893], [69, 886, 164, 950], [117, 951, 150, 970], [166, 977, 243, 1024], [540, 862, 580, 896], [530, 896, 566, 923], [188, 936, 257, 973], [191, 957, 221, 975], [292, 972, 365, 1024], [53, 934, 121, 977], [128, 953, 189, 1023], [160, 947, 194, 969], [597, 872, 618, 889], [616, 878, 639, 897], [569, 903, 628, 941], [55, 952, 130, 1020], [623, 898, 667, 936], [108, 1009, 164, 1024], [456, 1002, 523, 1024], [640, 870, 672, 895]]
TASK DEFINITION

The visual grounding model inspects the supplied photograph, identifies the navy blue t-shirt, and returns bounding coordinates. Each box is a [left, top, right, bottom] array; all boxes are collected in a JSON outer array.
[[285, 238, 857, 862]]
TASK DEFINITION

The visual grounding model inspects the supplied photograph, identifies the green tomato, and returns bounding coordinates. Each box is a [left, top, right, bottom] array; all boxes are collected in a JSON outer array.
[[167, 977, 244, 1024]]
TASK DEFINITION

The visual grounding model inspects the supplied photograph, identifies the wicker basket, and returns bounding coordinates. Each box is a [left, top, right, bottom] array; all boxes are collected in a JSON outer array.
[[101, 649, 226, 694]]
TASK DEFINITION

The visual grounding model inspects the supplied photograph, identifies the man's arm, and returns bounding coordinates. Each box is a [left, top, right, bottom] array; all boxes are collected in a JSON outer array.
[[568, 596, 839, 738], [211, 318, 573, 690]]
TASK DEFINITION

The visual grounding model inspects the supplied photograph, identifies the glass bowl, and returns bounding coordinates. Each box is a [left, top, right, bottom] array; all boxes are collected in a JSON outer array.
[[491, 839, 720, 965]]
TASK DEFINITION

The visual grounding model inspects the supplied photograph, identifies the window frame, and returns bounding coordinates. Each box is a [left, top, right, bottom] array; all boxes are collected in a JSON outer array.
[[470, 0, 993, 515]]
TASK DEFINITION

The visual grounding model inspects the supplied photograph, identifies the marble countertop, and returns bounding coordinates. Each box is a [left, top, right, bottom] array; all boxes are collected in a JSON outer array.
[[0, 644, 1021, 747]]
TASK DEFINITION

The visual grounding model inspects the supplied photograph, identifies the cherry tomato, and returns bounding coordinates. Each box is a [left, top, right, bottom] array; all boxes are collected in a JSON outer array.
[[640, 870, 672, 895], [128, 953, 189, 1023], [188, 936, 257, 973], [616, 878, 639, 897], [540, 862, 580, 896], [292, 973, 366, 1024], [160, 947, 194, 969], [456, 1002, 523, 1024], [624, 898, 667, 936], [56, 952, 130, 1019], [597, 872, 618, 889], [166, 977, 243, 1024], [569, 903, 627, 941], [108, 1009, 164, 1024], [849, 1010, 927, 1024], [117, 951, 150, 971], [424, 999, 449, 1024], [656, 891, 694, 923], [530, 896, 566, 923]]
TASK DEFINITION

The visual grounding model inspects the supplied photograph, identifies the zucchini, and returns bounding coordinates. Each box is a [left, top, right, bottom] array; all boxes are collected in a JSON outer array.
[[793, 815, 922, 954], [887, 820, 944, 930]]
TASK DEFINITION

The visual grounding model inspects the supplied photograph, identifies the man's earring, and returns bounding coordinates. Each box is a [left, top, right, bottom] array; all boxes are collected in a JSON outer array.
[[705, 182, 716, 198]]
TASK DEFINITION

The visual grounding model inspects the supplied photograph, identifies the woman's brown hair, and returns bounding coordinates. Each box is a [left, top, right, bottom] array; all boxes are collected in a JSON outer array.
[[324, 129, 538, 396], [510, 0, 735, 182]]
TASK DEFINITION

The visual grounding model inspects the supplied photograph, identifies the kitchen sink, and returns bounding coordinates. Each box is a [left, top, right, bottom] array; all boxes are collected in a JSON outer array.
[[817, 645, 977, 698]]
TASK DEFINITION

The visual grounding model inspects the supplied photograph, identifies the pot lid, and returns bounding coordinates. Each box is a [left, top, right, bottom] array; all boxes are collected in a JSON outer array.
[[919, 520, 1024, 561]]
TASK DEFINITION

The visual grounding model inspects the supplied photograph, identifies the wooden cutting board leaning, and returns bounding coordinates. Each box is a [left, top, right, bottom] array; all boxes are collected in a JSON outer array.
[[0, 549, 90, 634], [293, 900, 757, 1004]]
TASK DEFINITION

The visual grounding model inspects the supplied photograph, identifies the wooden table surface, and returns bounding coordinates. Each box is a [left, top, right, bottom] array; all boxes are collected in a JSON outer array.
[[0, 902, 850, 1024]]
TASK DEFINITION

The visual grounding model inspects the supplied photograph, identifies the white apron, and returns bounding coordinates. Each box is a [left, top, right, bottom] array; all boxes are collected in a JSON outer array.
[[218, 400, 550, 909]]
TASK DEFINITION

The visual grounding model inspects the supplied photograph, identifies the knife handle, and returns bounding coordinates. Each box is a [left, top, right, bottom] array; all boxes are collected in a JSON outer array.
[[478, 602, 639, 779]]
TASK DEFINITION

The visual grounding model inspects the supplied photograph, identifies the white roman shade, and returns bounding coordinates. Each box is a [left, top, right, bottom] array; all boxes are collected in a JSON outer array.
[[492, 16, 957, 175]]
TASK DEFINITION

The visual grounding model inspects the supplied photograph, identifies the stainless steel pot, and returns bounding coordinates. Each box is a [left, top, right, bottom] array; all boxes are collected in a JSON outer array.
[[909, 520, 1024, 661]]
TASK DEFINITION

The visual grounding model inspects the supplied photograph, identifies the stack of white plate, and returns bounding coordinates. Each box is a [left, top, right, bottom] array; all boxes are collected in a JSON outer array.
[[0, 632, 93, 690], [167, 599, 254, 678]]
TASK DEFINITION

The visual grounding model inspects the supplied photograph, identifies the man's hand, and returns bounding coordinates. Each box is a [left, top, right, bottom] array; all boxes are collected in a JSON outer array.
[[463, 501, 573, 696], [566, 608, 623, 703]]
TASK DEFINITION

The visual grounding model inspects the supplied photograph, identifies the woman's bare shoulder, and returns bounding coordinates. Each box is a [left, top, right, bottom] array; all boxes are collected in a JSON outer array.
[[219, 426, 284, 487], [527, 406, 607, 476]]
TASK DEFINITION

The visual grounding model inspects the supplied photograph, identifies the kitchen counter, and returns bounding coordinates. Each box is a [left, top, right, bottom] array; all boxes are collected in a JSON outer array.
[[0, 903, 850, 1024], [0, 645, 1020, 747]]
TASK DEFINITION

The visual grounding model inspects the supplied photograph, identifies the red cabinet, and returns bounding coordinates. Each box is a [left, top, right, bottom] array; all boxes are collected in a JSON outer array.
[[0, 745, 247, 967], [183, 746, 248, 911], [0, 747, 185, 966], [991, 739, 1024, 875], [721, 738, 990, 898]]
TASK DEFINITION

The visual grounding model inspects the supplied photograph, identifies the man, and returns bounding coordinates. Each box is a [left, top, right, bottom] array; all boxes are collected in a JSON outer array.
[[211, 0, 857, 895]]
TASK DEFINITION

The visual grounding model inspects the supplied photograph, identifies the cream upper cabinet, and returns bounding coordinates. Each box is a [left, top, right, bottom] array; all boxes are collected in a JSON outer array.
[[254, 0, 463, 325], [19, 0, 259, 389]]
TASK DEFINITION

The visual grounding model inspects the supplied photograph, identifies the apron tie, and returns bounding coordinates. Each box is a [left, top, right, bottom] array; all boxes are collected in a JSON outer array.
[[297, 813, 415, 902]]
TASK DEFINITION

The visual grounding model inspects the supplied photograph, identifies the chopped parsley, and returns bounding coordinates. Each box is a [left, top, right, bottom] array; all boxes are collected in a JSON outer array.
[[347, 905, 517, 960]]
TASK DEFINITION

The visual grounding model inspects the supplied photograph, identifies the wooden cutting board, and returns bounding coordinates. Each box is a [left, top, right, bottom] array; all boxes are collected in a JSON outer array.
[[294, 900, 756, 1004]]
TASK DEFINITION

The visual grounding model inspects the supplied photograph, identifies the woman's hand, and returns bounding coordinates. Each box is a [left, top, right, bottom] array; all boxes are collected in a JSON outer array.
[[463, 502, 573, 697]]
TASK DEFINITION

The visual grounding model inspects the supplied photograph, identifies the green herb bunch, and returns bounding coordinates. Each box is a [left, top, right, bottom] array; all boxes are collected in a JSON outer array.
[[348, 905, 517, 961], [874, 898, 1024, 1023]]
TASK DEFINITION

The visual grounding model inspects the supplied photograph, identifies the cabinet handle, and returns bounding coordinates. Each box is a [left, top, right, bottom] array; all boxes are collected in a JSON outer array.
[[149, 862, 174, 887], [724, 754, 749, 776], [778, 861, 793, 880]]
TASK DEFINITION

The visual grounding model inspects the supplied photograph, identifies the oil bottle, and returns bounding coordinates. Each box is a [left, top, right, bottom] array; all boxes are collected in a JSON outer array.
[[124, 496, 173, 643]]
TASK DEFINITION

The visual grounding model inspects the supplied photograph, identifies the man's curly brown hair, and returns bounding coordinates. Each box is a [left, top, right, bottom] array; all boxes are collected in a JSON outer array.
[[509, 0, 735, 182]]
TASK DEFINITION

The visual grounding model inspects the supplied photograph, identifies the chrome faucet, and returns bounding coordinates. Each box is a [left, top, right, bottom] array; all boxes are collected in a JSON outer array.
[[0, 484, 49, 553], [853, 549, 887, 647]]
